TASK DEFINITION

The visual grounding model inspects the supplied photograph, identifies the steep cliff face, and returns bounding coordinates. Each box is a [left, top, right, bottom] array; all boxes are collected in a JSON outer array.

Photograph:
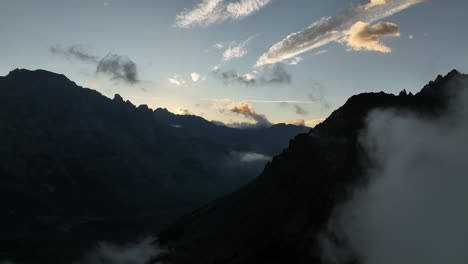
[[159, 70, 467, 264]]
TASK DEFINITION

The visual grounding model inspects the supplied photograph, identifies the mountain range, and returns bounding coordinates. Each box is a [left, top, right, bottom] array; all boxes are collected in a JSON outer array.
[[1, 69, 466, 264], [0, 69, 308, 263], [158, 70, 467, 264]]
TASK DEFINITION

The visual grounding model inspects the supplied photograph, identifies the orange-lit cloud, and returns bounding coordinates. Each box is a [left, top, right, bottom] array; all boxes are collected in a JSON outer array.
[[306, 118, 326, 128], [176, 108, 191, 115], [365, 0, 386, 9], [283, 119, 306, 126], [84, 82, 98, 88], [341, 21, 400, 53], [229, 102, 271, 127]]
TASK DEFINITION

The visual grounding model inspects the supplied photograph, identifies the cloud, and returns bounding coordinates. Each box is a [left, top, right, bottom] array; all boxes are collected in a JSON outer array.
[[191, 72, 201, 82], [168, 75, 186, 86], [280, 102, 309, 116], [50, 45, 99, 63], [217, 63, 291, 86], [283, 119, 306, 126], [96, 54, 139, 84], [229, 101, 271, 127], [175, 0, 271, 28], [256, 0, 426, 66], [75, 236, 166, 264], [84, 82, 98, 88], [223, 36, 254, 61], [214, 43, 224, 49], [306, 118, 325, 127], [323, 83, 468, 264], [288, 57, 304, 65], [314, 50, 329, 55], [308, 81, 332, 110], [365, 0, 387, 9], [340, 21, 400, 53], [237, 151, 271, 163], [176, 108, 191, 115], [220, 71, 257, 85], [294, 104, 309, 115], [51, 45, 140, 85]]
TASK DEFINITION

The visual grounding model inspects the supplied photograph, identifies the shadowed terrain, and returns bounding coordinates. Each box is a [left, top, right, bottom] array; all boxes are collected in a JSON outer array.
[[0, 69, 308, 263]]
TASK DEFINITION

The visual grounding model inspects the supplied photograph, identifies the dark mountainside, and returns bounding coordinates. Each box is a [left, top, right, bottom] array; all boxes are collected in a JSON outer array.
[[159, 70, 467, 264], [0, 69, 308, 263]]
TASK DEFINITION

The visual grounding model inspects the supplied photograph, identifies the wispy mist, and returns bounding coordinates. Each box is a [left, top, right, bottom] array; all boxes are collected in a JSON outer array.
[[323, 83, 468, 264]]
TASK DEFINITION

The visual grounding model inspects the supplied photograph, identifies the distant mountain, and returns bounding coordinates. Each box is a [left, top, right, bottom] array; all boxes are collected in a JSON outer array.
[[0, 69, 308, 263], [159, 70, 467, 264]]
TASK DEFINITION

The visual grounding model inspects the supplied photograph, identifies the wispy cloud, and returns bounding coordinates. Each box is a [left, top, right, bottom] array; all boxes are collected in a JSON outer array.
[[216, 63, 291, 86], [287, 57, 304, 65], [223, 36, 254, 61], [256, 0, 426, 66], [314, 50, 328, 55], [175, 0, 271, 28], [50, 45, 99, 63]]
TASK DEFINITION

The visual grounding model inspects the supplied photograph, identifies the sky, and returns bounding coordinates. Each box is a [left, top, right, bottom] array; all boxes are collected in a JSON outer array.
[[1, 0, 468, 127]]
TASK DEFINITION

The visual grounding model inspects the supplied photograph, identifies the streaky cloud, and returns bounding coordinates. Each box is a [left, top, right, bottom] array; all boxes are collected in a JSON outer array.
[[256, 0, 426, 66], [175, 0, 271, 28]]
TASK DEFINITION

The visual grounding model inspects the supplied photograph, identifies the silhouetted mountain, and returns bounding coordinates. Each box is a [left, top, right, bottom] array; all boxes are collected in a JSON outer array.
[[0, 69, 308, 263], [159, 70, 467, 264]]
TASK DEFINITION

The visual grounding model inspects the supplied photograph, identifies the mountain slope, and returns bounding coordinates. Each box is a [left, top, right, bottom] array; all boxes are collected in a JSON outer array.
[[159, 70, 467, 264], [0, 69, 308, 263]]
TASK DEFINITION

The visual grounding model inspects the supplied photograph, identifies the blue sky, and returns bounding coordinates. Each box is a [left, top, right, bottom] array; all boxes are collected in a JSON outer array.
[[1, 0, 467, 127]]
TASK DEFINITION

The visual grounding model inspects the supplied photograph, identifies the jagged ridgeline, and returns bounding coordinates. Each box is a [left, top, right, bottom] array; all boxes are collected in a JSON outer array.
[[158, 70, 467, 264], [0, 69, 308, 263]]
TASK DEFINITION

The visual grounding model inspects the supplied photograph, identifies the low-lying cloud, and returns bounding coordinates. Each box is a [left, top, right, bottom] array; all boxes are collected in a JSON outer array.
[[322, 82, 468, 264], [75, 236, 165, 264], [175, 0, 271, 28], [283, 118, 306, 127], [256, 0, 426, 66]]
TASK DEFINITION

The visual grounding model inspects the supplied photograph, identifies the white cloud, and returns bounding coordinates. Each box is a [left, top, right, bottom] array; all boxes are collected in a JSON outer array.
[[168, 75, 186, 86], [239, 152, 271, 163], [223, 36, 255, 61], [256, 0, 426, 66], [76, 237, 165, 264], [191, 72, 201, 82], [214, 43, 224, 49], [288, 57, 304, 65], [314, 50, 328, 55], [175, 0, 271, 28]]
